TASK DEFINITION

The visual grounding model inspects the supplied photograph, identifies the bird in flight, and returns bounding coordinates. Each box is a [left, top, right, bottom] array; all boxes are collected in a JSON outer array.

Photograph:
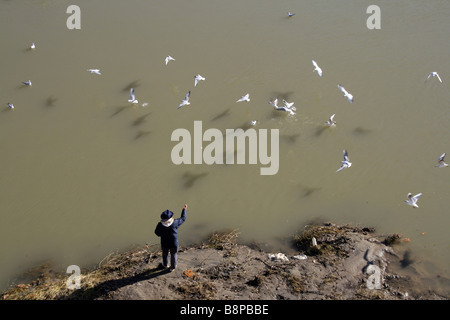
[[177, 91, 191, 109], [336, 149, 352, 172], [270, 98, 296, 115], [128, 88, 138, 104], [337, 84, 353, 103], [327, 114, 336, 127], [436, 153, 448, 168], [87, 69, 101, 75], [7, 103, 14, 109], [405, 193, 422, 208], [165, 55, 175, 65], [194, 74, 205, 87], [237, 93, 250, 103], [312, 60, 323, 77], [426, 72, 442, 83], [22, 80, 32, 87], [287, 12, 295, 18]]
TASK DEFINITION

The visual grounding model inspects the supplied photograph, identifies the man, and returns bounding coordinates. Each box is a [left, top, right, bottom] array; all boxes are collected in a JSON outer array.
[[154, 204, 187, 271]]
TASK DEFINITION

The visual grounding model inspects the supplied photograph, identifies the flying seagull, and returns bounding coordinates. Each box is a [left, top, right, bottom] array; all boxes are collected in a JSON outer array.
[[7, 103, 14, 109], [194, 74, 205, 87], [405, 192, 422, 208], [128, 88, 138, 104], [30, 43, 36, 50], [270, 98, 296, 115], [312, 60, 323, 77], [337, 84, 353, 103], [327, 114, 336, 127], [250, 120, 257, 126], [237, 93, 250, 103], [87, 69, 101, 75], [287, 12, 295, 17], [165, 55, 175, 65], [177, 91, 191, 109], [22, 80, 32, 87], [436, 153, 448, 168], [426, 72, 442, 83], [336, 149, 352, 172]]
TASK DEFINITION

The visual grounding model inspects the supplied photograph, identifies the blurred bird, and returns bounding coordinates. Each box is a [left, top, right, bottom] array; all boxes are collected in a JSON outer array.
[[165, 55, 175, 65], [87, 69, 101, 75], [312, 60, 323, 77], [128, 88, 138, 104], [22, 80, 32, 87], [436, 153, 448, 168], [327, 114, 336, 127], [177, 91, 191, 109], [237, 93, 250, 103], [7, 103, 14, 109], [336, 149, 352, 172], [194, 74, 205, 87], [405, 193, 422, 208], [426, 72, 442, 83], [337, 84, 353, 103]]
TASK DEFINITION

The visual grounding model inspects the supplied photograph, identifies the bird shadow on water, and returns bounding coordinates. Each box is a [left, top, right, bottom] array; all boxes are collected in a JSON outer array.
[[64, 266, 171, 300], [182, 171, 208, 188], [211, 108, 231, 122], [132, 112, 151, 126], [122, 80, 141, 93], [110, 105, 133, 118], [134, 129, 151, 140], [45, 96, 58, 107]]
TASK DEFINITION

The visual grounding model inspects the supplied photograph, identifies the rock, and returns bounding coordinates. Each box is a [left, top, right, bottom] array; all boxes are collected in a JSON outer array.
[[268, 253, 289, 262]]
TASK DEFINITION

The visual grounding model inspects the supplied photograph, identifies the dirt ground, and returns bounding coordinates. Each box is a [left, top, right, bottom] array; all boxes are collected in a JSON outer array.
[[1, 222, 448, 300]]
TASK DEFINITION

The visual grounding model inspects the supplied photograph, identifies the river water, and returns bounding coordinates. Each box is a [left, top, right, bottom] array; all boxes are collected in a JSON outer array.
[[0, 0, 449, 295]]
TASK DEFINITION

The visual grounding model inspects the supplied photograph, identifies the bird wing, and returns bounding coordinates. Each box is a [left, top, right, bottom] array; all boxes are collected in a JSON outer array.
[[413, 193, 423, 200], [130, 88, 135, 100], [343, 149, 349, 161], [338, 85, 347, 95]]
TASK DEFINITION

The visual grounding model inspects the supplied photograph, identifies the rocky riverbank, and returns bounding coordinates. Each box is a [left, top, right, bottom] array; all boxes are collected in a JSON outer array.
[[1, 222, 448, 300]]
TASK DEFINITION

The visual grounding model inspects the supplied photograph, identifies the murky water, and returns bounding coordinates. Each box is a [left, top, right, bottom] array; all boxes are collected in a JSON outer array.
[[1, 0, 449, 295]]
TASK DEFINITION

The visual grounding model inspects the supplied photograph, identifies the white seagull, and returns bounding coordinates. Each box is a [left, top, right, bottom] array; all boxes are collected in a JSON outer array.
[[250, 120, 257, 126], [287, 12, 295, 17], [30, 43, 36, 50], [177, 91, 191, 109], [337, 84, 353, 103], [7, 103, 14, 109], [336, 149, 352, 172], [282, 99, 296, 109], [327, 114, 336, 127], [194, 74, 205, 87], [165, 55, 175, 65], [87, 69, 101, 75], [436, 153, 448, 168], [426, 72, 442, 83], [270, 98, 296, 115], [22, 80, 32, 87], [237, 93, 250, 103], [312, 60, 323, 77], [128, 88, 138, 104], [405, 192, 423, 208]]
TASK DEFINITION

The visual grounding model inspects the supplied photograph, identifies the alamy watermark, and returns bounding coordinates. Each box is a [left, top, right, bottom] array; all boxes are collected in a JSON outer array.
[[66, 5, 81, 30], [66, 265, 81, 290], [367, 5, 381, 30], [171, 121, 279, 175]]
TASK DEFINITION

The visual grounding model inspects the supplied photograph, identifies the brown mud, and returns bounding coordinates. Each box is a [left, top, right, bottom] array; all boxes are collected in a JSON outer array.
[[1, 222, 448, 300]]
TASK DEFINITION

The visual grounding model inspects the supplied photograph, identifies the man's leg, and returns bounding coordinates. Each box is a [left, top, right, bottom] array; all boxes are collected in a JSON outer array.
[[169, 247, 178, 270], [161, 247, 169, 268]]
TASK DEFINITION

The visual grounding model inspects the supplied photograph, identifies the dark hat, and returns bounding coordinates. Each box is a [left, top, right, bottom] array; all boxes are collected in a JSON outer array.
[[161, 210, 174, 221]]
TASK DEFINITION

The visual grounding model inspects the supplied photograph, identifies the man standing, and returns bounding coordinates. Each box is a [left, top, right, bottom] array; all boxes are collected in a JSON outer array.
[[154, 204, 187, 271]]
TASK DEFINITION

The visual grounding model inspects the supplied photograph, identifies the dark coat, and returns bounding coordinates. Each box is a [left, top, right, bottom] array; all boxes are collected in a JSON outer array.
[[154, 208, 186, 248]]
